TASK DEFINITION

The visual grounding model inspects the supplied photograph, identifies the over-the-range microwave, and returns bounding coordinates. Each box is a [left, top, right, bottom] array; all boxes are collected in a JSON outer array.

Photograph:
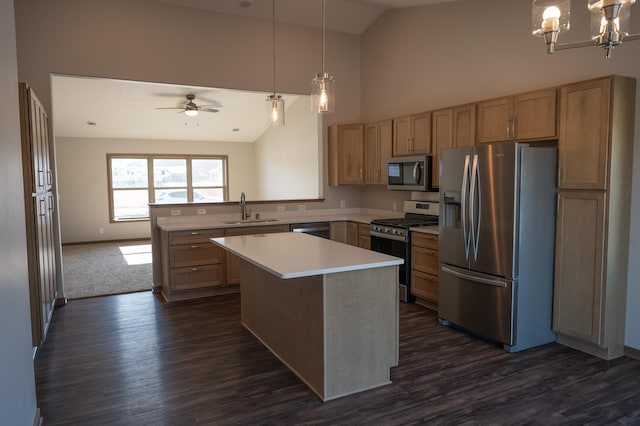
[[387, 154, 437, 191]]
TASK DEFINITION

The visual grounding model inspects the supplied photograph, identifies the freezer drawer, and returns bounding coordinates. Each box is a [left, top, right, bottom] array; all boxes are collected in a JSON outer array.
[[439, 264, 515, 346]]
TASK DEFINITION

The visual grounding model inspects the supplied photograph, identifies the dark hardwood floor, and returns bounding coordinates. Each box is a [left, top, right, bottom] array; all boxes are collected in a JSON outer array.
[[35, 291, 640, 425]]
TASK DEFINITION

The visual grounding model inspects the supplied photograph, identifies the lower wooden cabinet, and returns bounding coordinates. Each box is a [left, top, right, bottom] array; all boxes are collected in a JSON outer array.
[[224, 224, 290, 285], [358, 223, 371, 250], [410, 232, 439, 311], [160, 228, 227, 301]]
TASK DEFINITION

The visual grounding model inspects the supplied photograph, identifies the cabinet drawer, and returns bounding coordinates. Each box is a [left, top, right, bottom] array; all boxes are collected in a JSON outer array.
[[169, 229, 224, 245], [411, 270, 438, 303], [411, 245, 439, 275], [170, 264, 225, 291], [412, 232, 438, 250], [169, 243, 223, 268]]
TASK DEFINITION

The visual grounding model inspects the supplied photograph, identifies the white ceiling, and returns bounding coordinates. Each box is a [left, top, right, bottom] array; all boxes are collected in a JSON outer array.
[[51, 75, 300, 143], [150, 0, 460, 34]]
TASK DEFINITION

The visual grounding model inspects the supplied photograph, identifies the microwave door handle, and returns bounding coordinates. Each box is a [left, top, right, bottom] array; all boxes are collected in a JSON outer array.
[[412, 161, 422, 184], [461, 154, 471, 260]]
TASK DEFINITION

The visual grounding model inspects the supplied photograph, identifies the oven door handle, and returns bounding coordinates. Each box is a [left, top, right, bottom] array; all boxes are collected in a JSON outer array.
[[370, 230, 407, 242]]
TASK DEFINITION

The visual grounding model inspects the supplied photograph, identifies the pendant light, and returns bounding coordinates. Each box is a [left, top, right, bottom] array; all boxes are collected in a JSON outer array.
[[266, 0, 284, 126], [311, 0, 335, 113]]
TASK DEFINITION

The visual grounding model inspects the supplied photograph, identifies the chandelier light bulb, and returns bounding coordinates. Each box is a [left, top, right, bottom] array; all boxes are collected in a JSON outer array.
[[542, 6, 561, 31], [271, 101, 279, 123]]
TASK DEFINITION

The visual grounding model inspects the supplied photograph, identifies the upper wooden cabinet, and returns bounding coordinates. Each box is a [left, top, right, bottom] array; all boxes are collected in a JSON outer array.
[[558, 78, 613, 190], [365, 120, 393, 185], [393, 112, 431, 156], [329, 123, 365, 186], [431, 104, 476, 188], [476, 88, 557, 143]]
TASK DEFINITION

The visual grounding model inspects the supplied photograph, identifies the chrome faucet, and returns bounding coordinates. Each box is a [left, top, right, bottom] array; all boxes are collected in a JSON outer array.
[[240, 192, 250, 220]]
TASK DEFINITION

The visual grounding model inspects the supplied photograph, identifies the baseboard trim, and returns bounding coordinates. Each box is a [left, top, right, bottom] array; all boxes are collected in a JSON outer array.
[[62, 238, 150, 246], [33, 407, 43, 426], [624, 346, 640, 360]]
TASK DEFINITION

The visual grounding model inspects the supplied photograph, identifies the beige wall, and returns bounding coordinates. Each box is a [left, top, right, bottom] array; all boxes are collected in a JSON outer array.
[[0, 0, 38, 423], [255, 96, 320, 200], [14, 0, 363, 212], [359, 0, 640, 348], [56, 137, 258, 243]]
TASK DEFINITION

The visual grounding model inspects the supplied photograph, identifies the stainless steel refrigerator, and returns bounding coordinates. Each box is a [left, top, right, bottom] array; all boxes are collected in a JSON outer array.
[[438, 142, 557, 352]]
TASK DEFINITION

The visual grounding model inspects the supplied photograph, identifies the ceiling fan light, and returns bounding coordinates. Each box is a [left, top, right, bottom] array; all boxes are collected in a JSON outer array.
[[185, 109, 198, 117]]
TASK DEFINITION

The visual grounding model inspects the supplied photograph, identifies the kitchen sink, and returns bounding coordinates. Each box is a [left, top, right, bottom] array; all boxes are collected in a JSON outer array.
[[222, 218, 280, 225]]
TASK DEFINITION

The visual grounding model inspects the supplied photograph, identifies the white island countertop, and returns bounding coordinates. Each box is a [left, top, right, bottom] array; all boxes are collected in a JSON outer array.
[[211, 232, 403, 279]]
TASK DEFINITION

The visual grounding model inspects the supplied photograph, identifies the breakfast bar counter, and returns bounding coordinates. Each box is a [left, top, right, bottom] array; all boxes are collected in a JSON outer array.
[[210, 232, 403, 401]]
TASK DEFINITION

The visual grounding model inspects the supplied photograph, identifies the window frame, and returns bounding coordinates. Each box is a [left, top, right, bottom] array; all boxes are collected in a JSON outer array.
[[107, 154, 229, 222]]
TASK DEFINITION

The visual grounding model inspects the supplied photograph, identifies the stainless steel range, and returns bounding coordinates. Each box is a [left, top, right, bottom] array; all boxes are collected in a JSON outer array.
[[370, 201, 439, 302]]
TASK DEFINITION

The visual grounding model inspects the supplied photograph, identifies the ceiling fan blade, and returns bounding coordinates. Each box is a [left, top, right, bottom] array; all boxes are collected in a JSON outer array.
[[201, 108, 219, 113], [155, 107, 184, 110]]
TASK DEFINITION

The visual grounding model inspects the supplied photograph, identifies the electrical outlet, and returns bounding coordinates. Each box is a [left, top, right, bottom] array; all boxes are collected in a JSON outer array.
[[298, 205, 306, 212], [340, 200, 346, 208], [196, 208, 206, 215], [171, 209, 181, 216], [277, 205, 285, 212], [98, 227, 104, 234]]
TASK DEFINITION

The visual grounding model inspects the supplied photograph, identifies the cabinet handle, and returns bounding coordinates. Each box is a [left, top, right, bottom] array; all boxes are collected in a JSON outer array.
[[47, 170, 52, 186], [190, 245, 201, 249], [48, 194, 54, 211], [191, 267, 200, 272], [38, 170, 45, 188], [506, 120, 511, 139], [39, 199, 46, 217], [512, 118, 517, 139], [190, 232, 202, 235]]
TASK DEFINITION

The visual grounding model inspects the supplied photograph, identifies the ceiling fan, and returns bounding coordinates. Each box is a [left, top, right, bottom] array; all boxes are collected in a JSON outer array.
[[155, 94, 221, 117]]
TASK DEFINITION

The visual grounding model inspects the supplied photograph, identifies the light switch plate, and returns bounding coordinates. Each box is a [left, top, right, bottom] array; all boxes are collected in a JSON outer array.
[[171, 209, 181, 216], [197, 208, 206, 215], [298, 205, 306, 212], [277, 205, 285, 212]]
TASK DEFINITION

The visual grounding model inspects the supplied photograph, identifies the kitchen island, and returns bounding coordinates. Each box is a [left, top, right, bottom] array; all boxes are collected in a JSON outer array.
[[210, 232, 403, 401]]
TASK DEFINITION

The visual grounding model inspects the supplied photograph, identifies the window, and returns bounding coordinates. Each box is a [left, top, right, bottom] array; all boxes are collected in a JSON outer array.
[[108, 154, 228, 221]]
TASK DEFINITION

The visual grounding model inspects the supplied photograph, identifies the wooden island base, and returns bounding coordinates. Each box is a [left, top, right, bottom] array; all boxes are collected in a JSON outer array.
[[240, 260, 398, 401]]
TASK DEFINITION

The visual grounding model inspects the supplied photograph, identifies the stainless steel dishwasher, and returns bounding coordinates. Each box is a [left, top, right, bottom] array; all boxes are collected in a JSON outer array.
[[289, 222, 331, 239]]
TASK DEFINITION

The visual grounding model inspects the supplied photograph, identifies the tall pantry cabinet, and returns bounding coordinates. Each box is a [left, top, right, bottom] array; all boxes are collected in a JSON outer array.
[[553, 76, 635, 360], [19, 83, 58, 348]]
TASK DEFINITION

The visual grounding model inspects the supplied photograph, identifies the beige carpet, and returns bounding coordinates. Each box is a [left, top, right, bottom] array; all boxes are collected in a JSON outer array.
[[62, 240, 152, 299]]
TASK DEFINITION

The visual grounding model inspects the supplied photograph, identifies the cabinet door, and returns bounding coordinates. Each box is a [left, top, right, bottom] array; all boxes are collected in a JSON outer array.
[[393, 116, 412, 156], [476, 97, 511, 143], [347, 222, 358, 246], [365, 123, 378, 185], [339, 125, 365, 185], [411, 270, 439, 303], [513, 88, 557, 141], [411, 112, 431, 154], [553, 191, 605, 346], [431, 108, 453, 188], [558, 78, 610, 190], [453, 104, 476, 148], [377, 120, 393, 184]]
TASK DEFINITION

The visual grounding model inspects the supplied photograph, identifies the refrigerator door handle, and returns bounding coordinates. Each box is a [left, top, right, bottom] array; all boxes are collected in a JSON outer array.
[[469, 154, 481, 261], [461, 154, 471, 260], [440, 265, 508, 288]]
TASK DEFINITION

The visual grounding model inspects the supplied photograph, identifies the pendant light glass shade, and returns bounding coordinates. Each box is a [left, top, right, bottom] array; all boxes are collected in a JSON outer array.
[[531, 0, 571, 53], [266, 94, 285, 126], [311, 0, 335, 113], [589, 0, 635, 57], [266, 0, 284, 126], [311, 72, 335, 113]]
